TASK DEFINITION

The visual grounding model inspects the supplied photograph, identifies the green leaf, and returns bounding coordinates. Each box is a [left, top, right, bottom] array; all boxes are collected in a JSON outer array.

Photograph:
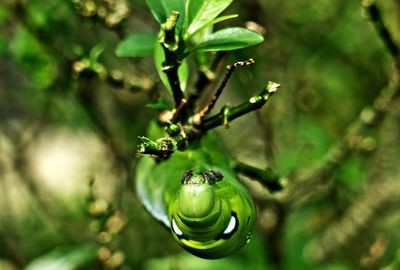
[[24, 244, 97, 270], [154, 43, 189, 95], [184, 0, 203, 30], [146, 98, 174, 110], [186, 0, 233, 37], [195, 27, 264, 52], [10, 27, 56, 89], [115, 33, 157, 57], [178, 56, 189, 91], [163, 0, 187, 30], [89, 44, 105, 62], [146, 0, 186, 30], [190, 14, 238, 42], [145, 0, 167, 24]]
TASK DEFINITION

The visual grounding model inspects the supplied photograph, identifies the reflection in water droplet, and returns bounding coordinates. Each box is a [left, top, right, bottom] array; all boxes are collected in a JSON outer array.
[[246, 232, 253, 244]]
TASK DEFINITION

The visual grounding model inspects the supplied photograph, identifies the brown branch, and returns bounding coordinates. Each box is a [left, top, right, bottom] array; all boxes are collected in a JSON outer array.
[[193, 58, 255, 125], [192, 52, 227, 97], [361, 0, 400, 70]]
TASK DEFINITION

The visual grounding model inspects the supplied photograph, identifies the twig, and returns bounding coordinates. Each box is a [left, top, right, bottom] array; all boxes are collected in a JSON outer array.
[[200, 81, 280, 131], [233, 161, 283, 192], [361, 0, 400, 69], [193, 59, 255, 125], [171, 99, 188, 123], [192, 52, 227, 99]]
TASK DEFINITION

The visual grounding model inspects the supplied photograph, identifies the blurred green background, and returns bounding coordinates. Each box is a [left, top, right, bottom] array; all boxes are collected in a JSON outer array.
[[1, 0, 400, 269]]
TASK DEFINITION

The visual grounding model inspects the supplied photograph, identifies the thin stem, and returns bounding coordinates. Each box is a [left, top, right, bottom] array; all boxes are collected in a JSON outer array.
[[362, 0, 400, 67], [194, 59, 255, 125], [186, 52, 227, 112], [200, 81, 280, 131], [185, 52, 227, 123], [233, 162, 283, 192], [171, 99, 188, 123], [196, 52, 227, 92]]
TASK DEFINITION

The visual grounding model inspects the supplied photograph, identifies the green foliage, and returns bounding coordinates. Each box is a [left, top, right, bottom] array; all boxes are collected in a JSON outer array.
[[1, 0, 400, 269], [146, 0, 187, 30], [117, 0, 263, 91], [185, 0, 233, 37], [10, 27, 56, 89], [115, 33, 157, 57], [24, 245, 98, 270]]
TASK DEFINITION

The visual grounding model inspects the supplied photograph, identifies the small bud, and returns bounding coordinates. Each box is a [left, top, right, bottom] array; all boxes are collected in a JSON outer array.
[[166, 123, 181, 136], [97, 231, 112, 243], [83, 0, 97, 17], [360, 137, 376, 152], [106, 213, 126, 234], [109, 251, 125, 268], [73, 61, 86, 74], [97, 6, 108, 18], [110, 69, 123, 82], [106, 14, 118, 27], [362, 0, 374, 8], [245, 21, 266, 35], [98, 246, 112, 261], [94, 63, 107, 78], [159, 110, 175, 123], [88, 199, 109, 216], [360, 107, 377, 125], [89, 220, 102, 233]]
